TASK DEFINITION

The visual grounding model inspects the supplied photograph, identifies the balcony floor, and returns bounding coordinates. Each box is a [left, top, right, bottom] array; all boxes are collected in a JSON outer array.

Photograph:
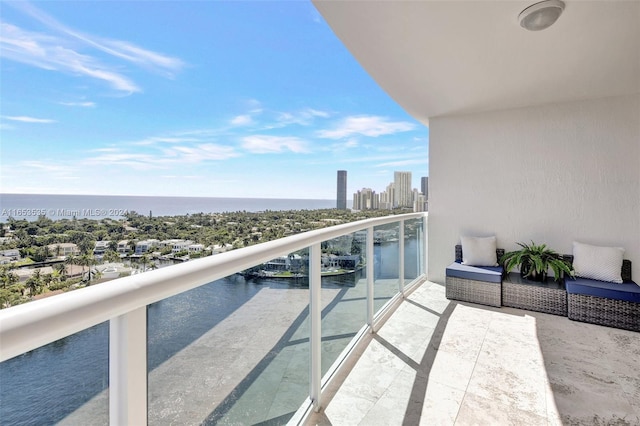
[[307, 281, 640, 425]]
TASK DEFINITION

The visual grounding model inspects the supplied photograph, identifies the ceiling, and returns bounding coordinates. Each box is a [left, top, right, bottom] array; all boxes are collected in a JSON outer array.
[[313, 1, 640, 125]]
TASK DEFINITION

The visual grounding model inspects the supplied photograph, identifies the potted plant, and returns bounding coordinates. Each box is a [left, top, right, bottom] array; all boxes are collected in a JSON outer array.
[[500, 241, 573, 282]]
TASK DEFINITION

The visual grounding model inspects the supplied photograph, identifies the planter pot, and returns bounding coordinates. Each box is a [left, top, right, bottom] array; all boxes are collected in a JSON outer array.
[[520, 263, 547, 282]]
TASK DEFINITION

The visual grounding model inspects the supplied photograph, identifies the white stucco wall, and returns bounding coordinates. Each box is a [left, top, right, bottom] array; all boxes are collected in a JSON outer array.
[[428, 94, 640, 283]]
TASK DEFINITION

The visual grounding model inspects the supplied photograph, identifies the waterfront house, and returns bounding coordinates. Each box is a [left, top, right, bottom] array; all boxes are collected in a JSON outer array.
[[116, 240, 130, 254], [93, 241, 111, 256], [135, 239, 160, 255], [46, 243, 79, 258], [0, 249, 20, 260], [187, 243, 204, 253], [171, 240, 193, 253]]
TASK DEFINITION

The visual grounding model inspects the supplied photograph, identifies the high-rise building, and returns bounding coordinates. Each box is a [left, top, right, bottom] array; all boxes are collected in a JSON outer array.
[[337, 170, 347, 210], [394, 171, 412, 208], [413, 193, 427, 212], [379, 182, 395, 210], [421, 176, 429, 199], [352, 188, 378, 210]]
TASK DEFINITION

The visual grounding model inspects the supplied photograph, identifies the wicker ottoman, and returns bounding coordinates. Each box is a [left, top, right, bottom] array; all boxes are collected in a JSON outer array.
[[445, 262, 503, 307], [566, 277, 640, 332], [567, 293, 639, 332], [502, 273, 567, 316]]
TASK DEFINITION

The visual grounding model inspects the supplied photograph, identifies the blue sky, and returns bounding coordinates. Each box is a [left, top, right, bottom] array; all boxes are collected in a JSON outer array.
[[0, 1, 428, 200]]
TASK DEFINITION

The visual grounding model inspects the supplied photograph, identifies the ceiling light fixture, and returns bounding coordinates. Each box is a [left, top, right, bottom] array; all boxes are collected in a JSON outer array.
[[519, 0, 565, 31]]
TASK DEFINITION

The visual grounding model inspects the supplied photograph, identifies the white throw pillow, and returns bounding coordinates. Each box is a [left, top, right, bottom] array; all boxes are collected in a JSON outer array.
[[461, 236, 498, 267], [573, 241, 625, 283]]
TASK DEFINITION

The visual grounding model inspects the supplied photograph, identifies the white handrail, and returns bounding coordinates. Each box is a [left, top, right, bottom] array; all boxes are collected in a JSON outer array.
[[0, 212, 427, 363]]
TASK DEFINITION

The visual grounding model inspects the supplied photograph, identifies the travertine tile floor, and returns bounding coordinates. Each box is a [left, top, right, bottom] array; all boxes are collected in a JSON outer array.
[[306, 281, 640, 426]]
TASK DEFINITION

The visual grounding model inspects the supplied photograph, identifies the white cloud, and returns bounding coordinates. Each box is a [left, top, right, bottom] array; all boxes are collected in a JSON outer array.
[[1, 23, 140, 93], [3, 115, 56, 123], [85, 152, 161, 170], [1, 2, 184, 93], [245, 99, 263, 114], [231, 115, 253, 126], [59, 101, 95, 107], [375, 159, 427, 168], [161, 175, 202, 179], [85, 138, 239, 169], [318, 115, 416, 139], [132, 136, 203, 146], [21, 160, 71, 173], [276, 108, 331, 126], [165, 144, 240, 162], [241, 135, 309, 154], [89, 147, 120, 153]]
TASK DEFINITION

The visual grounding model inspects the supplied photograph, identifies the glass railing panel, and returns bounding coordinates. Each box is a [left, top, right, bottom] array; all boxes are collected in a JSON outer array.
[[0, 322, 109, 425], [404, 218, 423, 282], [373, 222, 400, 313], [319, 232, 368, 376], [147, 262, 310, 425], [220, 250, 310, 425]]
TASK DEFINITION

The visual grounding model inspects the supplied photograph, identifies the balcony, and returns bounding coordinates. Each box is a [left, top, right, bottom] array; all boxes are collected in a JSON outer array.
[[0, 213, 428, 425], [305, 281, 640, 425], [2, 212, 638, 425]]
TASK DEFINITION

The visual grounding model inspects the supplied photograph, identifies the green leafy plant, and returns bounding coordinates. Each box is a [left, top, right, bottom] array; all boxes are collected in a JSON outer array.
[[500, 241, 573, 282]]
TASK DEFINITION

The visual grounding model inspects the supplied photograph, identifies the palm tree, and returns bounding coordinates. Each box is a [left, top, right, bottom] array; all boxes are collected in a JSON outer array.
[[54, 263, 67, 281], [78, 253, 96, 284], [103, 250, 121, 264], [139, 255, 150, 272], [0, 267, 19, 289], [26, 269, 44, 298]]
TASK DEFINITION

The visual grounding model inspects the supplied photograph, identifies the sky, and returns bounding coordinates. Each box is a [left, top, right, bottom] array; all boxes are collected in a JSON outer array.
[[0, 1, 429, 200]]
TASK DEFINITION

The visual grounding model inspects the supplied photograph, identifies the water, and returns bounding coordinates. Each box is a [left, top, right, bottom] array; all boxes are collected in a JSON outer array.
[[0, 194, 337, 222], [0, 240, 418, 425]]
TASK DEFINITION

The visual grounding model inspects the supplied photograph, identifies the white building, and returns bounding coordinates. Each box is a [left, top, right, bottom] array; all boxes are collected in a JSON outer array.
[[117, 240, 130, 254], [352, 188, 379, 210], [47, 243, 79, 257], [393, 171, 412, 208], [188, 244, 204, 253], [171, 240, 193, 253], [94, 241, 111, 255], [135, 239, 159, 254]]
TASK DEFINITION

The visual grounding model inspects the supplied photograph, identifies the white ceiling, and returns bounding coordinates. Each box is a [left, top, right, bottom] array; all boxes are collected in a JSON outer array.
[[313, 1, 640, 125]]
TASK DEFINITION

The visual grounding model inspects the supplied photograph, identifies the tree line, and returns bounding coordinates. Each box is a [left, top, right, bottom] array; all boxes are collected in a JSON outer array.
[[0, 208, 409, 308]]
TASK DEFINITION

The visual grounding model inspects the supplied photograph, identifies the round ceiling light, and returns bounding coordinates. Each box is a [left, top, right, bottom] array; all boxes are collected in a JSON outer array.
[[519, 0, 565, 31]]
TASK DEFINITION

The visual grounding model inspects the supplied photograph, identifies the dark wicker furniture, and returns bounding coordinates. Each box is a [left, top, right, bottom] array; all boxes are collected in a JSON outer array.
[[445, 245, 505, 308], [564, 256, 639, 332], [502, 273, 567, 316]]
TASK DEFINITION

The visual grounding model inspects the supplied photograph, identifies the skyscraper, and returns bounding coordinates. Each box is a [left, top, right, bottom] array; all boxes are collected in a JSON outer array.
[[421, 176, 429, 199], [337, 170, 347, 210], [394, 171, 412, 208]]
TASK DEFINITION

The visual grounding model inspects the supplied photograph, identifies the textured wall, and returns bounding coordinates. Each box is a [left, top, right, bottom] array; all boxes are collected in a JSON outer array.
[[428, 94, 640, 283]]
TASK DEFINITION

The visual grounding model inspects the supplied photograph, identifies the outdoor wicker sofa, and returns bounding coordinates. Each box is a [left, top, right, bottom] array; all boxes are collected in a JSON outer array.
[[564, 256, 640, 332], [445, 245, 505, 307]]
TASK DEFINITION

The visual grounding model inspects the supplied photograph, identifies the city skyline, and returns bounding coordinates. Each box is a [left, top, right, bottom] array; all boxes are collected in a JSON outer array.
[[0, 1, 428, 199], [350, 169, 428, 211]]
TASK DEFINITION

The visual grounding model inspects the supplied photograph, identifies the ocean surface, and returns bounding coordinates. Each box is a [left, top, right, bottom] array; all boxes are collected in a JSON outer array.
[[0, 193, 338, 222]]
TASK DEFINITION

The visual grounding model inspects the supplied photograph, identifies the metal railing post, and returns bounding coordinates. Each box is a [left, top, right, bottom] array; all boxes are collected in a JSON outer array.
[[399, 220, 405, 295], [110, 306, 147, 425], [366, 227, 374, 331], [309, 243, 322, 412], [423, 214, 429, 279]]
